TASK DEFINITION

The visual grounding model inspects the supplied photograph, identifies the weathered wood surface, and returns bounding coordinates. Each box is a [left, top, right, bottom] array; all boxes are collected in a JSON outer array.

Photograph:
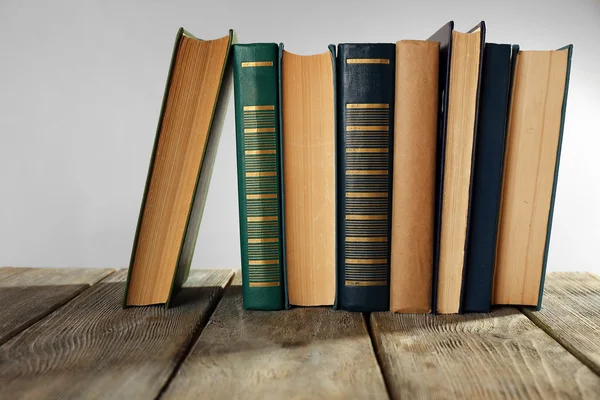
[[522, 272, 600, 376], [0, 269, 233, 400], [0, 267, 27, 282], [371, 307, 600, 399], [163, 282, 389, 400], [0, 267, 114, 345]]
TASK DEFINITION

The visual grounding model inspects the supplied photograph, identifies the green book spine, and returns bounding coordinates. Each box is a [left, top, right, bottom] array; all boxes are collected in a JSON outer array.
[[233, 43, 285, 310]]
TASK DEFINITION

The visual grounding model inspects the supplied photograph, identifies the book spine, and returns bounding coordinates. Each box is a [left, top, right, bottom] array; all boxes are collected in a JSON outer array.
[[337, 44, 395, 312], [233, 44, 285, 310], [427, 22, 454, 314], [463, 44, 512, 313], [389, 40, 439, 313], [537, 44, 573, 310]]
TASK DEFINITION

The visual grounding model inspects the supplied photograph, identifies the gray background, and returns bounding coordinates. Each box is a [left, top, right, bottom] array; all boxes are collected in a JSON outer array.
[[1, 0, 599, 273]]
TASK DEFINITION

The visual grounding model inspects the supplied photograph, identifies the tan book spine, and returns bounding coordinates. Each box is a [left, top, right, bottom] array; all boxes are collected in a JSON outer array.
[[281, 50, 336, 306], [389, 40, 439, 313]]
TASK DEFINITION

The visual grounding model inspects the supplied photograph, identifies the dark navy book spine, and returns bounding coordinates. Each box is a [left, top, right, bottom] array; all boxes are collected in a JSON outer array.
[[336, 44, 395, 312], [463, 43, 512, 313]]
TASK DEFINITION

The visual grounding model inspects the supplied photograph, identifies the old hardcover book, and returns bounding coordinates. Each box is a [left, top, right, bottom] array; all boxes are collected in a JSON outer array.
[[389, 40, 439, 313], [233, 44, 285, 310], [463, 43, 512, 313], [427, 22, 453, 314], [336, 43, 395, 312], [280, 44, 337, 307], [124, 28, 234, 307], [493, 45, 573, 308], [428, 22, 485, 314]]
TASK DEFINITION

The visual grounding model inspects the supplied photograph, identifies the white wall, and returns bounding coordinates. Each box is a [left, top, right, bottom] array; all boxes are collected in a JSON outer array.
[[1, 0, 599, 273]]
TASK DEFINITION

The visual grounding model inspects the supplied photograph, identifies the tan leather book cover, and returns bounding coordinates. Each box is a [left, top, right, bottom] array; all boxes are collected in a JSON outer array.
[[389, 40, 439, 313]]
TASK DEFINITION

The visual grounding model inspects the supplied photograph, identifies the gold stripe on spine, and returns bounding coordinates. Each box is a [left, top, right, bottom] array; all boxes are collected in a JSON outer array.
[[241, 61, 274, 67], [346, 192, 388, 198], [246, 171, 277, 177], [245, 149, 276, 155], [243, 103, 281, 286], [248, 238, 279, 243], [243, 105, 275, 111], [249, 260, 279, 266], [346, 259, 388, 265], [346, 147, 389, 153], [346, 104, 390, 109], [346, 170, 388, 175], [246, 194, 277, 200], [244, 128, 276, 134], [345, 148, 388, 153], [346, 237, 388, 243], [247, 216, 278, 222], [345, 280, 388, 286], [346, 215, 388, 221], [343, 101, 390, 289], [346, 126, 389, 132], [346, 59, 390, 64], [249, 282, 280, 287]]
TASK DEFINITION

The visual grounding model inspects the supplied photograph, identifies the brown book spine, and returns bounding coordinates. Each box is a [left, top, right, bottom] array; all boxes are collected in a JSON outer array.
[[389, 41, 439, 313]]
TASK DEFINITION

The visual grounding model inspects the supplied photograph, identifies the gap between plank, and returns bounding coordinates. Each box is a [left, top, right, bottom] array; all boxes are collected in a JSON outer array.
[[519, 306, 600, 377], [155, 271, 235, 400], [364, 312, 393, 400], [0, 269, 118, 347]]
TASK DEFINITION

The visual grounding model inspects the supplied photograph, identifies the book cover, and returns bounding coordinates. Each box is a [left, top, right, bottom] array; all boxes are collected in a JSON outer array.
[[233, 43, 285, 310], [493, 44, 573, 309], [428, 21, 486, 314], [389, 40, 439, 313], [124, 28, 235, 307], [463, 43, 512, 313], [427, 21, 454, 314], [336, 43, 395, 312]]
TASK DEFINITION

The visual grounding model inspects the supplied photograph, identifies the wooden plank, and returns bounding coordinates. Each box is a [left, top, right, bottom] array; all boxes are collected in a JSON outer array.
[[0, 269, 233, 400], [0, 267, 26, 282], [0, 267, 114, 345], [371, 307, 600, 399], [522, 272, 600, 376], [162, 282, 389, 400]]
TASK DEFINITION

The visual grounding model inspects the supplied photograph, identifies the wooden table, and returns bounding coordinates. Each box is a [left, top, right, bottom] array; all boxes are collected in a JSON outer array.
[[0, 268, 598, 399]]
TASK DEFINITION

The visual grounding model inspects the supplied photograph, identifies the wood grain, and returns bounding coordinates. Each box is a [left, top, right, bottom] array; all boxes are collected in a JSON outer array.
[[371, 307, 600, 399], [493, 49, 569, 305], [0, 267, 114, 345], [0, 267, 26, 282], [281, 49, 336, 306], [0, 269, 233, 400], [163, 283, 388, 399], [523, 272, 600, 376]]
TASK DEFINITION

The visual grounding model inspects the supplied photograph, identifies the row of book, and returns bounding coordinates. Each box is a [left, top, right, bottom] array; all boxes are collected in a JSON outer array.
[[121, 22, 571, 315], [233, 21, 572, 313]]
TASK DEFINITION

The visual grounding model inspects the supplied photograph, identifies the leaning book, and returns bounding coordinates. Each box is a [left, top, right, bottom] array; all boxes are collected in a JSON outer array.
[[124, 28, 235, 307]]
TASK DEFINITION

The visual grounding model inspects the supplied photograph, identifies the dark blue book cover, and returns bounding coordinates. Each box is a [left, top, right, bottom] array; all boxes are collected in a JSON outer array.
[[427, 22, 453, 314], [428, 22, 486, 314], [463, 43, 512, 313], [336, 43, 395, 312]]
